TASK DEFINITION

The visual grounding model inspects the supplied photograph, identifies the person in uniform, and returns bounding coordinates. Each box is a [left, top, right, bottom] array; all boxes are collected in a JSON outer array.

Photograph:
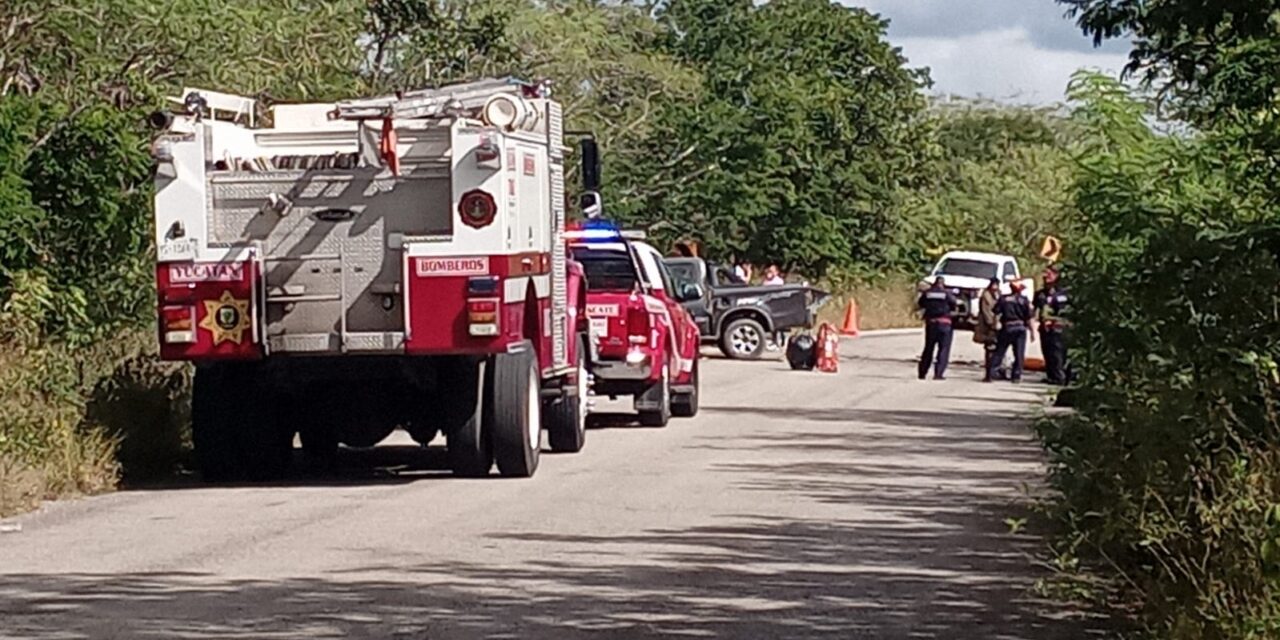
[[918, 277, 957, 380], [1034, 266, 1070, 385], [989, 280, 1033, 384], [974, 278, 1001, 382]]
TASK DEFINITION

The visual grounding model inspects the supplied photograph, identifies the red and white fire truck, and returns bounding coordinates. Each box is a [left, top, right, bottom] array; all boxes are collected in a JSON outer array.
[[568, 228, 701, 426], [150, 78, 591, 480]]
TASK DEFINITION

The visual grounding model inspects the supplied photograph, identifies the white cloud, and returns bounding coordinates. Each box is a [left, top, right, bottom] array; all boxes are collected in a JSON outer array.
[[894, 27, 1130, 104]]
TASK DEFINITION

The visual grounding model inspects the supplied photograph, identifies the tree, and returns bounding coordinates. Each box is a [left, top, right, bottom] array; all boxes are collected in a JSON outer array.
[[1061, 0, 1280, 124], [615, 0, 932, 276]]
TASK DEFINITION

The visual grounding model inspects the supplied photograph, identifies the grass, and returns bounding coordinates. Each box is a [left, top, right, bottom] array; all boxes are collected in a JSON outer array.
[[817, 275, 920, 331], [0, 331, 191, 518]]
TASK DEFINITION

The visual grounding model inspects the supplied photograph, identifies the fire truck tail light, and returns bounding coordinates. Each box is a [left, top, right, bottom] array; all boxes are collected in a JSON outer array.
[[161, 305, 196, 343], [467, 298, 501, 336]]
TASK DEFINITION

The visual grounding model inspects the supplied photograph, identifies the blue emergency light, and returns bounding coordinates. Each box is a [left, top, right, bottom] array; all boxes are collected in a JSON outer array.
[[564, 222, 646, 243]]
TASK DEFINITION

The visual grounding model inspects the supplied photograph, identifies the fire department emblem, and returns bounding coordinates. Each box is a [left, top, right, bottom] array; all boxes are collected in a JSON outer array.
[[200, 291, 252, 345]]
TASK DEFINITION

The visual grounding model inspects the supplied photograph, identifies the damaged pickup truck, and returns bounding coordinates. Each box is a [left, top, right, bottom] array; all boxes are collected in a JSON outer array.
[[664, 258, 829, 360]]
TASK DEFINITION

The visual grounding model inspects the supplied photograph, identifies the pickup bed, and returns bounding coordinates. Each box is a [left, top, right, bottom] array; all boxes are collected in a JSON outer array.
[[664, 257, 829, 360]]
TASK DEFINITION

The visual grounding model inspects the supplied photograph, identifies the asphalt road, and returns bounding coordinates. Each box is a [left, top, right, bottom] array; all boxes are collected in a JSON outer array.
[[0, 332, 1101, 639]]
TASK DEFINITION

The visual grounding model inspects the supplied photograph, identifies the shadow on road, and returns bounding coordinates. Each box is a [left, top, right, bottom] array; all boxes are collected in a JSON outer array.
[[2, 402, 1115, 639], [0, 513, 1111, 639]]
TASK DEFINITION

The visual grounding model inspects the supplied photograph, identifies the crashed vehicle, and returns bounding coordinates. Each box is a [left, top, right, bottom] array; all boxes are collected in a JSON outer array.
[[918, 251, 1035, 329], [664, 257, 829, 360], [569, 229, 701, 426]]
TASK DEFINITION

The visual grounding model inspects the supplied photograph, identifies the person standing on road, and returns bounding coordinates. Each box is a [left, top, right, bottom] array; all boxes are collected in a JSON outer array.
[[917, 277, 957, 380], [1034, 266, 1070, 385], [989, 281, 1033, 384], [974, 278, 1001, 382]]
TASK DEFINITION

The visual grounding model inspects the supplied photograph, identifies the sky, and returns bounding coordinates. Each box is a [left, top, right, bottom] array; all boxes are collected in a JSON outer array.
[[843, 0, 1132, 104]]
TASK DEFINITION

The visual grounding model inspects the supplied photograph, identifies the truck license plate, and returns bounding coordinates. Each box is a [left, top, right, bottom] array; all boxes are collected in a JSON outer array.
[[590, 317, 609, 337]]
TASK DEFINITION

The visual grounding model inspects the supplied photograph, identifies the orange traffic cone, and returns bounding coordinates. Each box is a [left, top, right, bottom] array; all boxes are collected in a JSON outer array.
[[817, 323, 840, 373], [839, 299, 860, 337]]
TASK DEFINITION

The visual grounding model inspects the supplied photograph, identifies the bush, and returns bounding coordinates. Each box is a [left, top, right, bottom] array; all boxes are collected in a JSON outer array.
[[0, 331, 191, 516], [1035, 72, 1280, 638], [84, 354, 192, 482]]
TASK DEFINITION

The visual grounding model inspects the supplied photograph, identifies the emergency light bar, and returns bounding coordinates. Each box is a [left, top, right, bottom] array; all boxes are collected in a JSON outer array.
[[564, 228, 648, 243]]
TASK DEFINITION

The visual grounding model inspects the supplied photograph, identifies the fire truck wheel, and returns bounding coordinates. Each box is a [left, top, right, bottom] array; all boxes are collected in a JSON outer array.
[[489, 342, 542, 477], [445, 360, 492, 477], [637, 363, 672, 427], [546, 338, 588, 453], [720, 317, 768, 360], [672, 359, 700, 418]]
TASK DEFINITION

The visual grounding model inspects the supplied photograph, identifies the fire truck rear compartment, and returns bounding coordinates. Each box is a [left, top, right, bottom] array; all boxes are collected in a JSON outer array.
[[211, 169, 451, 352]]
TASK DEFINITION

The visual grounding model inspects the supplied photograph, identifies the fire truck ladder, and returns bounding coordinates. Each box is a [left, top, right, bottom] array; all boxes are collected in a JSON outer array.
[[332, 77, 540, 121]]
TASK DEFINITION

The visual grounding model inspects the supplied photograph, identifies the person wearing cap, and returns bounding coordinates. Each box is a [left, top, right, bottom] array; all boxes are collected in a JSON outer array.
[[989, 279, 1033, 383], [1034, 265, 1070, 385], [917, 277, 958, 380], [974, 278, 1002, 381]]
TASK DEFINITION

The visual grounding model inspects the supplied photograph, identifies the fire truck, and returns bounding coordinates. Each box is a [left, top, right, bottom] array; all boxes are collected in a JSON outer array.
[[149, 78, 590, 480]]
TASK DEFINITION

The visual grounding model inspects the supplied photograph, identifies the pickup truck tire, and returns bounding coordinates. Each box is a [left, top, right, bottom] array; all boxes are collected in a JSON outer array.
[[672, 359, 700, 418], [546, 338, 587, 453], [489, 342, 541, 478], [638, 363, 672, 427], [446, 362, 492, 477], [720, 317, 768, 360], [192, 364, 292, 482]]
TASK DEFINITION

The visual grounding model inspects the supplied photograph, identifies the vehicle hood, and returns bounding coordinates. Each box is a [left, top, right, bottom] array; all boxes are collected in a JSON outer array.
[[920, 274, 990, 293]]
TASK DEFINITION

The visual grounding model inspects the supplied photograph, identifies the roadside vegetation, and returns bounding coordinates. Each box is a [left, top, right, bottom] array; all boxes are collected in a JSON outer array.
[[1032, 2, 1280, 637]]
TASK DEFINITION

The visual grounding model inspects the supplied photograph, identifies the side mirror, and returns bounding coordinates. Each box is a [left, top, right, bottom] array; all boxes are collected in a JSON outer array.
[[580, 137, 601, 192]]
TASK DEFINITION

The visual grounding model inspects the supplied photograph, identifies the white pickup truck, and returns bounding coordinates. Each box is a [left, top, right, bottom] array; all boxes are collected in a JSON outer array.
[[918, 251, 1035, 329]]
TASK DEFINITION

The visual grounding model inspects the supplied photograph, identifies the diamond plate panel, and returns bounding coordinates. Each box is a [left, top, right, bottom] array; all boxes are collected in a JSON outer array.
[[210, 170, 452, 349]]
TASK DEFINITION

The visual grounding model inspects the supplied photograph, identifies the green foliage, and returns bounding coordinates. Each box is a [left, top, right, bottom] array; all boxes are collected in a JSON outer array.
[[1062, 0, 1280, 125], [1034, 71, 1280, 639], [614, 0, 933, 277], [890, 102, 1079, 271]]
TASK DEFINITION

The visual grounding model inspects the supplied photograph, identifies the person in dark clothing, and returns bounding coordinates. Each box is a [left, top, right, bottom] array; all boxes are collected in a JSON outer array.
[[989, 281, 1033, 383], [918, 277, 958, 380], [1034, 266, 1070, 385]]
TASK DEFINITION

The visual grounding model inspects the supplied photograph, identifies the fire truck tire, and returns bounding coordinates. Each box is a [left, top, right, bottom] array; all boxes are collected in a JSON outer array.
[[445, 359, 492, 477], [489, 342, 541, 478], [672, 359, 700, 418], [546, 337, 588, 453], [637, 363, 672, 427], [720, 317, 768, 360]]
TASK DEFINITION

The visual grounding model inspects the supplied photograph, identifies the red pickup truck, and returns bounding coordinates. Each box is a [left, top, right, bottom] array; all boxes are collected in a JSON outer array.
[[568, 230, 701, 426]]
